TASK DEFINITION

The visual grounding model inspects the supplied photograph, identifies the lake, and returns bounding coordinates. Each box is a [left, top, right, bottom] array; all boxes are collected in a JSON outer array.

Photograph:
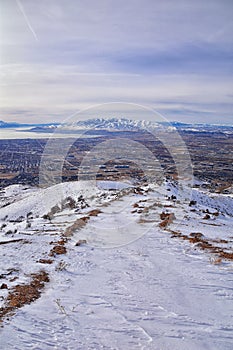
[[0, 128, 103, 139]]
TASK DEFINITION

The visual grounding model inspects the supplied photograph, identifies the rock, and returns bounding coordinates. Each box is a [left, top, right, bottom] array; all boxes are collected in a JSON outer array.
[[190, 232, 204, 239], [0, 283, 8, 289], [75, 239, 87, 246], [203, 214, 211, 220]]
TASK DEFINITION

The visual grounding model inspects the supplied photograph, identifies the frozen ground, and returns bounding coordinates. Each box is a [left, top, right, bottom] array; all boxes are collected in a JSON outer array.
[[0, 180, 233, 349]]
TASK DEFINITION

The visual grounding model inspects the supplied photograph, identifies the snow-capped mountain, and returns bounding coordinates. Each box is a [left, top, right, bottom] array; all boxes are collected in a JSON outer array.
[[30, 118, 233, 135], [64, 117, 160, 131], [2, 118, 232, 134]]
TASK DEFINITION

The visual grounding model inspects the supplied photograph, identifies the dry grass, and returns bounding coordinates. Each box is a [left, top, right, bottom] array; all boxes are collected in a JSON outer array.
[[63, 208, 102, 237], [49, 245, 67, 256], [210, 257, 222, 265], [166, 228, 233, 261], [37, 258, 53, 264], [56, 238, 67, 245], [63, 216, 89, 237], [138, 218, 157, 224], [0, 271, 49, 322], [0, 206, 101, 324], [88, 209, 102, 217], [159, 212, 175, 228], [219, 251, 233, 260]]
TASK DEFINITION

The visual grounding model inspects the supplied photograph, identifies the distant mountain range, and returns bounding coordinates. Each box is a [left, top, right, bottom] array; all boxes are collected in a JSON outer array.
[[0, 118, 232, 133], [68, 117, 160, 130], [0, 120, 59, 129]]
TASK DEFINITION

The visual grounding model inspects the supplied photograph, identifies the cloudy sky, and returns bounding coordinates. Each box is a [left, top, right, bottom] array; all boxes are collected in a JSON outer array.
[[0, 0, 233, 124]]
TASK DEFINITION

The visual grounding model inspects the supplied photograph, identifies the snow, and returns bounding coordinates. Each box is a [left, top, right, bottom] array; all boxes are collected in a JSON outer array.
[[0, 181, 107, 220], [97, 180, 133, 191], [66, 117, 160, 132], [0, 180, 233, 349]]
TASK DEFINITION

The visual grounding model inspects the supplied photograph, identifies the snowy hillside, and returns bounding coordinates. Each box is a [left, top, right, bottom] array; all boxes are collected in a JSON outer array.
[[0, 179, 233, 349]]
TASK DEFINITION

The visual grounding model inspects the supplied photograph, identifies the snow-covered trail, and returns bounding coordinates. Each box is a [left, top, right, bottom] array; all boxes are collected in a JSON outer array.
[[1, 195, 233, 350]]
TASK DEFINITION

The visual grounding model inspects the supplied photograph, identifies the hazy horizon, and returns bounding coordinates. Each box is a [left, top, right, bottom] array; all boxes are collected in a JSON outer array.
[[0, 116, 233, 127]]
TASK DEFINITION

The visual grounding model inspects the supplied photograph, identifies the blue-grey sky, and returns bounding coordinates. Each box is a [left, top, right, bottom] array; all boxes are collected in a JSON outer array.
[[0, 0, 233, 124]]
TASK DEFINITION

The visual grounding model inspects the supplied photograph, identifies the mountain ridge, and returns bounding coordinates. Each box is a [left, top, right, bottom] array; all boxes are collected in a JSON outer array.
[[0, 118, 232, 132]]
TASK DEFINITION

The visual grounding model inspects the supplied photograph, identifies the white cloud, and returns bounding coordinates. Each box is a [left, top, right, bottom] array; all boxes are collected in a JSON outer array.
[[0, 1, 232, 124], [0, 64, 232, 123]]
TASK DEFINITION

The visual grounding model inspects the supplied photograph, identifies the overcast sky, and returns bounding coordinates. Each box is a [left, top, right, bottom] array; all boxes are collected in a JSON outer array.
[[0, 0, 233, 124]]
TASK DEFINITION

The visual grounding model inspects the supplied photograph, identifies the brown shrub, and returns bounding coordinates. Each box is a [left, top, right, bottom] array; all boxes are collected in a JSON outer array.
[[56, 238, 67, 245], [166, 227, 233, 263], [64, 217, 89, 237], [0, 271, 49, 322], [49, 245, 67, 256], [38, 259, 53, 264], [159, 212, 175, 228], [219, 251, 233, 260], [160, 212, 175, 221], [159, 219, 169, 228], [88, 209, 102, 217]]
